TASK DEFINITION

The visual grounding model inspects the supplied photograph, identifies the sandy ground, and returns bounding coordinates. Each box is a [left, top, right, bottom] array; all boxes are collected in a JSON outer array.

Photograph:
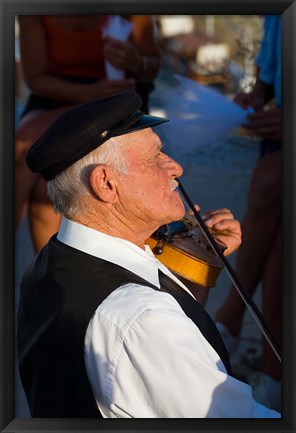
[[15, 80, 264, 417]]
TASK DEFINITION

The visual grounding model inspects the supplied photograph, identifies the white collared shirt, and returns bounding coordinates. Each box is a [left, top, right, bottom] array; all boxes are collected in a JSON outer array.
[[57, 217, 280, 418]]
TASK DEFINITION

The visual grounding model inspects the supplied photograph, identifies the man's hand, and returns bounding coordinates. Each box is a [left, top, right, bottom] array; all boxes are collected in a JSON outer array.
[[234, 78, 274, 111], [103, 36, 143, 75], [246, 107, 282, 141], [201, 208, 242, 257], [234, 91, 265, 111]]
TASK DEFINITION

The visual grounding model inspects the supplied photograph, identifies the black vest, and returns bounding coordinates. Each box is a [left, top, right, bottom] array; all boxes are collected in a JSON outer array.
[[17, 235, 231, 418]]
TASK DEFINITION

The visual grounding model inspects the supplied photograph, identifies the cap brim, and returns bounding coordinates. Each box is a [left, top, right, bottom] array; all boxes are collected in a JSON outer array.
[[118, 113, 169, 136]]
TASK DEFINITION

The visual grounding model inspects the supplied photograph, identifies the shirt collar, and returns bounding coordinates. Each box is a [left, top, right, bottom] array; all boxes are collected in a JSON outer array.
[[57, 217, 193, 295], [57, 217, 163, 288]]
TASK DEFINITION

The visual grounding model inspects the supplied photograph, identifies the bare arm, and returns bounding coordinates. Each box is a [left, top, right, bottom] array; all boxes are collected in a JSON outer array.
[[103, 16, 161, 82], [18, 16, 135, 104], [234, 68, 275, 111], [234, 67, 280, 140]]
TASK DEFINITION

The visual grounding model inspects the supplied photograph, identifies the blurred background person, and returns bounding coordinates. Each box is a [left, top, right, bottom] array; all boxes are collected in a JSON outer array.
[[215, 15, 281, 411], [15, 15, 160, 252]]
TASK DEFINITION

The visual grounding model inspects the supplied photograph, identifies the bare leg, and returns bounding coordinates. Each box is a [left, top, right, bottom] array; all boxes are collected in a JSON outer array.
[[215, 150, 281, 336], [260, 226, 281, 380], [28, 175, 62, 252], [15, 105, 76, 249], [15, 111, 46, 228]]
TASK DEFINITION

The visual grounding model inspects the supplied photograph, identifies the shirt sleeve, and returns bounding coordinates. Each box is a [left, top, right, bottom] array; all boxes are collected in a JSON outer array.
[[256, 15, 281, 106], [85, 288, 281, 418]]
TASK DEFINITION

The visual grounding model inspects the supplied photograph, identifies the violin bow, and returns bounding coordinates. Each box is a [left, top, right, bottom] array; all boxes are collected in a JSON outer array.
[[177, 180, 281, 363]]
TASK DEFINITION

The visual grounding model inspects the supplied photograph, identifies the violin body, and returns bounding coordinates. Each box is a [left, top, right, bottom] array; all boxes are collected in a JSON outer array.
[[146, 220, 224, 287]]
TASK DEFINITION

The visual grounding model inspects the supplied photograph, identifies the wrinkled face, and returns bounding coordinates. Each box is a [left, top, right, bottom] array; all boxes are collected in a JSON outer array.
[[116, 128, 185, 230]]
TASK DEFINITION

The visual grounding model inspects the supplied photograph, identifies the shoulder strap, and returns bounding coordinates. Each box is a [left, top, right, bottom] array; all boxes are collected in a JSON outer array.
[[158, 270, 233, 375]]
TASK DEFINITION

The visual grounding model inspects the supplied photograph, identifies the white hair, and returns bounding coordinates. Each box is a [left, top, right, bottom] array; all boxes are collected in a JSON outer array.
[[47, 135, 129, 217]]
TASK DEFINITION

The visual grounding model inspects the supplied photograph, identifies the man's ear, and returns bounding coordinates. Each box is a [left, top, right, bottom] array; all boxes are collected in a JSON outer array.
[[89, 165, 118, 203]]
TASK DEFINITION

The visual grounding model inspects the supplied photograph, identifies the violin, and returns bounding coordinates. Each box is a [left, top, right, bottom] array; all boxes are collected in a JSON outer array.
[[148, 180, 282, 363], [146, 216, 225, 288]]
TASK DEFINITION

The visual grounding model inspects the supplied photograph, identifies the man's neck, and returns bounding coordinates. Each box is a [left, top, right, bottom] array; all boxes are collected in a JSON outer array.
[[68, 203, 155, 250]]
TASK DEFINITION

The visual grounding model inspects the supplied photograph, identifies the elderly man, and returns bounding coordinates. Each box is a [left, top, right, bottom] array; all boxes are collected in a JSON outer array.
[[17, 91, 280, 418]]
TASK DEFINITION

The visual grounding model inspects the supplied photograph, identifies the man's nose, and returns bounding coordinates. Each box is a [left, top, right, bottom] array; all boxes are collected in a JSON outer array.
[[168, 156, 183, 178]]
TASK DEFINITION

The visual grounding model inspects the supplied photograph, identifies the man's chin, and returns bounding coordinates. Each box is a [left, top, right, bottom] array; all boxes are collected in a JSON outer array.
[[168, 206, 186, 224]]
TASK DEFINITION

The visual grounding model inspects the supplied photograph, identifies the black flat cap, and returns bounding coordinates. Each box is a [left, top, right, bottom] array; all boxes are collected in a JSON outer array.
[[26, 91, 169, 180]]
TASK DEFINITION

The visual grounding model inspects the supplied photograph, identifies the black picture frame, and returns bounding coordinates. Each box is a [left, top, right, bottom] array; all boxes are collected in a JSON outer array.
[[1, 1, 295, 432]]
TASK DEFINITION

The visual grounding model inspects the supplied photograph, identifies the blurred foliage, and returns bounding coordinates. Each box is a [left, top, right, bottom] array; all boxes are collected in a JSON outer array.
[[192, 16, 263, 66], [154, 15, 264, 94]]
